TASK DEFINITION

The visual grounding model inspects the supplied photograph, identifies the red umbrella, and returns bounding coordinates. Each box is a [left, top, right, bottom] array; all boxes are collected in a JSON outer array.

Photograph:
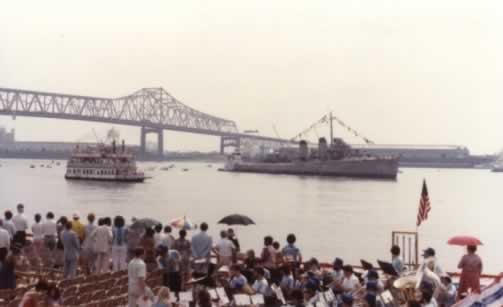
[[447, 236, 482, 246]]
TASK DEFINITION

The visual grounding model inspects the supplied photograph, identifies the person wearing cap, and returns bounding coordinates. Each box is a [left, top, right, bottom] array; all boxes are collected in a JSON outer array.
[[341, 265, 360, 294], [419, 248, 444, 288], [71, 212, 86, 243], [457, 245, 482, 298], [12, 204, 28, 246]]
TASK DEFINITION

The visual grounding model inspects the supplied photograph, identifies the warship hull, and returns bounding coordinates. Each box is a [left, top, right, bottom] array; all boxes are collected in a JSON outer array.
[[225, 157, 399, 179]]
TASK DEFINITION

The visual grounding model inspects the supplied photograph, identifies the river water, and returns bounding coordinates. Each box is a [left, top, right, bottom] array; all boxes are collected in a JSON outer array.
[[0, 159, 500, 274]]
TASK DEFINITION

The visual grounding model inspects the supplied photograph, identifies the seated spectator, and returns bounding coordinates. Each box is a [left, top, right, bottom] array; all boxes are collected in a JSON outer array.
[[252, 267, 272, 296], [229, 264, 248, 293], [153, 287, 172, 307], [437, 276, 457, 307], [341, 265, 360, 294]]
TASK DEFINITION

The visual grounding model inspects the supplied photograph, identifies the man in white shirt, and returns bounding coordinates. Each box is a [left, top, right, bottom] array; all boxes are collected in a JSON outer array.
[[0, 219, 11, 259], [12, 203, 29, 246], [31, 214, 44, 257], [214, 230, 235, 267], [128, 247, 148, 307], [341, 265, 360, 294], [41, 212, 58, 265], [161, 226, 175, 249], [153, 224, 165, 248], [89, 219, 113, 274], [252, 267, 272, 297], [3, 210, 17, 238]]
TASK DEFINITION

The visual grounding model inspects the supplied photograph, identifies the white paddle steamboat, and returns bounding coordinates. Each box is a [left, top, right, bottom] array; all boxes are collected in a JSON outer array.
[[65, 140, 145, 182]]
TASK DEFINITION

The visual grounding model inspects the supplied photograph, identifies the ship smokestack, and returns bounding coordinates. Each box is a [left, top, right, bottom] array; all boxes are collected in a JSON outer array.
[[112, 140, 116, 153], [122, 140, 125, 153], [318, 137, 328, 160], [299, 140, 308, 161]]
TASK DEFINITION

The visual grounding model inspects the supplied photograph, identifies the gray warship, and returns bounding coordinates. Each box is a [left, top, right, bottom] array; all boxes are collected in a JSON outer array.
[[224, 137, 399, 179]]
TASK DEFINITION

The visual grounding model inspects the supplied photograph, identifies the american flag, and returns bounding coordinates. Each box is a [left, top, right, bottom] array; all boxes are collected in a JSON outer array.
[[416, 179, 431, 227]]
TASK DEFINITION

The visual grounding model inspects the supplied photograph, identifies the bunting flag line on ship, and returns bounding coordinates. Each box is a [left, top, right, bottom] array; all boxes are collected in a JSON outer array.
[[416, 179, 431, 227], [291, 113, 375, 144]]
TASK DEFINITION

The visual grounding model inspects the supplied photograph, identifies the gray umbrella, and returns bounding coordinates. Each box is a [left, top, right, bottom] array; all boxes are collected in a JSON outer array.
[[218, 214, 255, 226], [129, 218, 161, 230]]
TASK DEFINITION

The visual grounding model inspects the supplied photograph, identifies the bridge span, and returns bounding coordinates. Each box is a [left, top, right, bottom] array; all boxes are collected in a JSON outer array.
[[0, 87, 294, 155]]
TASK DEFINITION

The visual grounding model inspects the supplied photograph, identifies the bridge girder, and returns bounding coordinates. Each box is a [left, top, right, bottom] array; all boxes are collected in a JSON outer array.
[[0, 87, 238, 135]]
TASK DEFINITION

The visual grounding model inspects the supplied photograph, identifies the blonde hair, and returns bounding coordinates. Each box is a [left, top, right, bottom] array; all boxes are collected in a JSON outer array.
[[157, 287, 171, 303]]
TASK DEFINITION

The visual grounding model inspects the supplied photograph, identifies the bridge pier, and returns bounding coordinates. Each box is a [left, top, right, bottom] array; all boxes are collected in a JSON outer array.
[[220, 136, 241, 154], [140, 127, 164, 156]]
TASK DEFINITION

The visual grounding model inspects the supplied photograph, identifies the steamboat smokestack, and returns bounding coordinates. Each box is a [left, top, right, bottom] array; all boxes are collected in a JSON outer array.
[[122, 140, 125, 153], [112, 140, 116, 153]]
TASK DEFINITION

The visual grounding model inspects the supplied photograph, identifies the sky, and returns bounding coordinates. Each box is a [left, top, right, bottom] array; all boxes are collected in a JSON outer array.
[[1, 0, 503, 153]]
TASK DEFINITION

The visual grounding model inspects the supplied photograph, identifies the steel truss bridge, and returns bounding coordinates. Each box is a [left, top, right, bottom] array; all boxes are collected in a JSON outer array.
[[0, 87, 293, 155]]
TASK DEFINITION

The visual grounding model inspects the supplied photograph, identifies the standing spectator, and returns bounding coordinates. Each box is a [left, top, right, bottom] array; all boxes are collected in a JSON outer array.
[[161, 226, 175, 249], [128, 247, 148, 307], [3, 210, 16, 239], [55, 216, 68, 268], [41, 212, 57, 265], [154, 224, 165, 248], [71, 212, 86, 243], [173, 229, 191, 290], [12, 204, 28, 246], [282, 233, 302, 266], [112, 215, 128, 271], [140, 228, 157, 266], [85, 213, 98, 238], [31, 214, 44, 257], [261, 236, 278, 283], [391, 245, 405, 275], [227, 228, 240, 252], [158, 245, 182, 294], [0, 220, 10, 260], [457, 245, 483, 297], [214, 230, 235, 267], [61, 221, 80, 279], [90, 218, 113, 273], [191, 222, 213, 277], [83, 213, 98, 274], [126, 218, 143, 261]]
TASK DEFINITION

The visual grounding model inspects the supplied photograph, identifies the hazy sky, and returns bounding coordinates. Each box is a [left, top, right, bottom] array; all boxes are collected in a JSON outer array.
[[1, 0, 502, 153]]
